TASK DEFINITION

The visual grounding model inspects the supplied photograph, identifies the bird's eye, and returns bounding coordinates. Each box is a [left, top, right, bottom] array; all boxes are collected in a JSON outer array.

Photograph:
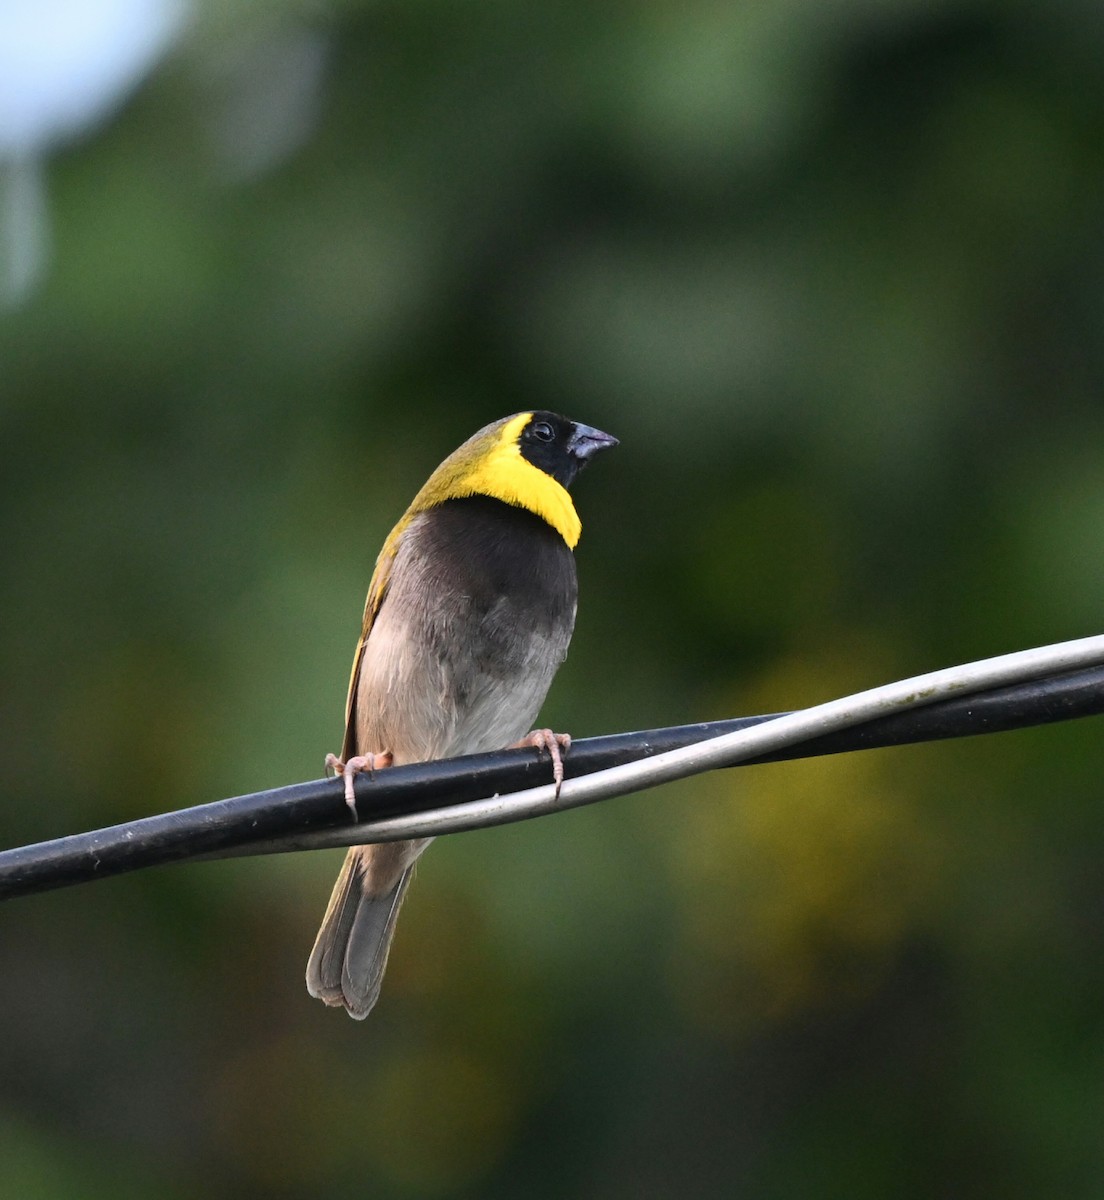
[[531, 421, 555, 442]]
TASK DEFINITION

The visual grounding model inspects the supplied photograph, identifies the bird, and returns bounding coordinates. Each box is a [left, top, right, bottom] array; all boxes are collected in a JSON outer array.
[[305, 411, 618, 1018]]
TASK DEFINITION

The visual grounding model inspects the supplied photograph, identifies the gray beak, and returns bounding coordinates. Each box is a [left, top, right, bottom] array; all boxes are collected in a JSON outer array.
[[568, 423, 619, 462]]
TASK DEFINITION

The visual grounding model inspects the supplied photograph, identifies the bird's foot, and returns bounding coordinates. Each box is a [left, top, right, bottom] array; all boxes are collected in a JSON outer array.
[[324, 751, 394, 820], [513, 729, 571, 797]]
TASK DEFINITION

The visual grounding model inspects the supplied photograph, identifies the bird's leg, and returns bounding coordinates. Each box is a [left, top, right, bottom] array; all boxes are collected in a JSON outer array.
[[512, 729, 572, 797], [324, 751, 395, 820]]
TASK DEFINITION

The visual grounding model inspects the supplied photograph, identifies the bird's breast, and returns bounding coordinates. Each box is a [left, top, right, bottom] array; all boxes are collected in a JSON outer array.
[[353, 496, 578, 763]]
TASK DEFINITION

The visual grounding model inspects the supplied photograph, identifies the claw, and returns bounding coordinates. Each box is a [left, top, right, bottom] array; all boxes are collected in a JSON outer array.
[[513, 728, 571, 797], [325, 750, 394, 820]]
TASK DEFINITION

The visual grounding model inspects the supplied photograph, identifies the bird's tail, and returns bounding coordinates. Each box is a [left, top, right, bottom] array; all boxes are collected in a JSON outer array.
[[306, 839, 430, 1019]]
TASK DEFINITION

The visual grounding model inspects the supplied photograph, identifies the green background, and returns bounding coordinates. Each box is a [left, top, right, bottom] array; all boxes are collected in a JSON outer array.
[[4, 1, 1104, 1196]]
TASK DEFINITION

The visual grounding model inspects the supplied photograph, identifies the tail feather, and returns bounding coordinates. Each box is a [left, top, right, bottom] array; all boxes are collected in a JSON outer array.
[[306, 840, 428, 1019], [340, 866, 414, 1018]]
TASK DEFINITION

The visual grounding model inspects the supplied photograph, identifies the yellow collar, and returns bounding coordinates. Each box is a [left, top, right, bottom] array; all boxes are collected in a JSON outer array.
[[413, 412, 581, 548]]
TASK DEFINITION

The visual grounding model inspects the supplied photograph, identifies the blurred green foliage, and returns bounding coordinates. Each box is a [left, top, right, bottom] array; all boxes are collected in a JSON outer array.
[[4, 0, 1104, 1195]]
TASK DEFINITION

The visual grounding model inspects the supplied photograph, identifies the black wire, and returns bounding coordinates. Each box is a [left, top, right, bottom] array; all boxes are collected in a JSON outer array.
[[2, 664, 1102, 901]]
